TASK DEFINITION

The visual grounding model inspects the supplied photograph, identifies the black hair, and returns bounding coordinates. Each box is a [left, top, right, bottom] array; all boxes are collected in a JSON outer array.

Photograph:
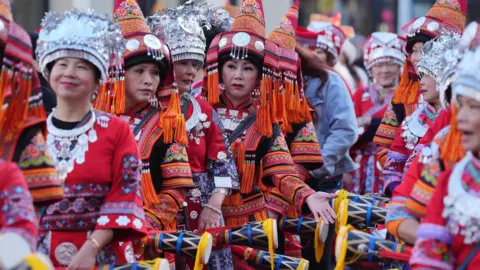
[[406, 33, 432, 54], [29, 32, 39, 60], [445, 84, 452, 105]]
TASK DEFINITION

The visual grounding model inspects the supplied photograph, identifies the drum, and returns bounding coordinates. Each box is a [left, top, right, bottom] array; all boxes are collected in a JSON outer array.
[[337, 200, 386, 230], [334, 225, 412, 270], [277, 217, 328, 242], [230, 245, 309, 270], [95, 259, 169, 270], [277, 216, 329, 263], [145, 232, 212, 265], [216, 219, 278, 250], [333, 190, 388, 213]]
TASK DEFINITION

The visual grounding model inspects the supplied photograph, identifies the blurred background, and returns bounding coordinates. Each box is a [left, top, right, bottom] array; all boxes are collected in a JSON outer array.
[[12, 0, 480, 35]]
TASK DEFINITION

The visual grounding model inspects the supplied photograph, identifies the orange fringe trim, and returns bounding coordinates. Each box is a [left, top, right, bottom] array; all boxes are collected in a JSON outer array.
[[159, 91, 188, 145], [440, 105, 465, 163], [141, 173, 160, 207], [257, 75, 273, 137], [207, 70, 220, 106], [1, 72, 32, 142], [392, 60, 420, 105]]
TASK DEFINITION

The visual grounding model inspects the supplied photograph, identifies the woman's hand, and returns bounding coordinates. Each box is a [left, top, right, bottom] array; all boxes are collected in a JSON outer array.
[[198, 192, 224, 230], [305, 192, 338, 224], [198, 207, 221, 230], [66, 240, 98, 270]]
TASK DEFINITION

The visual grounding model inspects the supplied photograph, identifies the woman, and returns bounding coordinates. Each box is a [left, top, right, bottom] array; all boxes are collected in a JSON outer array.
[[382, 32, 460, 197], [260, 0, 323, 221], [410, 44, 480, 270], [348, 32, 406, 194], [36, 9, 146, 267], [385, 32, 460, 245], [148, 3, 237, 269], [373, 0, 466, 167], [203, 0, 337, 227], [148, 1, 238, 232], [294, 34, 357, 269], [0, 2, 61, 207]]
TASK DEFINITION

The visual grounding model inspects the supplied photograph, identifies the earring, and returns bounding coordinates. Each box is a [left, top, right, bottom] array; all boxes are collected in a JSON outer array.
[[219, 83, 225, 90], [149, 95, 159, 108], [91, 89, 99, 102], [251, 88, 260, 99]]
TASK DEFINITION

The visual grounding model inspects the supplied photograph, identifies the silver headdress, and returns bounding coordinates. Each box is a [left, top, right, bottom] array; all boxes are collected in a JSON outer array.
[[363, 32, 406, 74], [417, 30, 460, 82], [181, 0, 233, 34], [36, 9, 125, 82], [435, 23, 480, 107], [452, 22, 480, 103], [148, 6, 206, 63]]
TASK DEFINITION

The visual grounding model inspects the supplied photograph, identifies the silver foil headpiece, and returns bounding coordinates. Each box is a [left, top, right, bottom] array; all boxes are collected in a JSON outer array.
[[148, 6, 206, 63], [182, 0, 233, 33], [417, 30, 460, 82], [452, 46, 480, 103], [36, 9, 125, 83]]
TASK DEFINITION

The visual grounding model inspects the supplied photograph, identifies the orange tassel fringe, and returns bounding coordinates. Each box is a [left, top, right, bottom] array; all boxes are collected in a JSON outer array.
[[392, 60, 421, 105], [159, 91, 188, 145], [441, 104, 465, 163]]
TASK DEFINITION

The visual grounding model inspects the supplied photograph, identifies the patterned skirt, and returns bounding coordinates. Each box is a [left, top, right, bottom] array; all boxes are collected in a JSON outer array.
[[175, 172, 234, 270]]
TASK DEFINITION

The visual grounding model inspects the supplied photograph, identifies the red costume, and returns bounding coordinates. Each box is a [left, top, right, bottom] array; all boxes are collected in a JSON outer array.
[[350, 85, 394, 194], [0, 160, 38, 250], [410, 153, 480, 270]]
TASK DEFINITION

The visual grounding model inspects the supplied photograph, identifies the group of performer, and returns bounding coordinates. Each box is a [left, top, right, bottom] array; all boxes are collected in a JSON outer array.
[[1, 0, 480, 269]]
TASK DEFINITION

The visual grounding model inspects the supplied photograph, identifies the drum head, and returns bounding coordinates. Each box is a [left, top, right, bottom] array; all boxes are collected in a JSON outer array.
[[319, 222, 329, 243], [202, 233, 213, 264], [272, 221, 279, 249], [0, 233, 31, 269], [334, 226, 349, 264], [157, 258, 170, 270]]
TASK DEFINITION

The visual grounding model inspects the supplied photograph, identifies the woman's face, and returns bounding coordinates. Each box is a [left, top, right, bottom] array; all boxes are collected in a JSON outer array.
[[370, 61, 401, 88], [314, 48, 329, 64], [457, 95, 480, 155], [49, 58, 98, 102], [419, 74, 439, 104], [221, 59, 259, 103], [125, 63, 160, 106], [174, 59, 202, 93], [410, 42, 424, 74]]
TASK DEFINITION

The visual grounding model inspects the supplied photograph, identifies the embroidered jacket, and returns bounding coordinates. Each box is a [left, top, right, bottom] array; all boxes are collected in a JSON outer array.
[[176, 94, 239, 231], [1, 118, 62, 206], [0, 160, 38, 250], [350, 85, 393, 194], [40, 111, 146, 266], [42, 111, 146, 237], [120, 104, 195, 231], [263, 121, 323, 217], [386, 126, 450, 238], [382, 104, 440, 195], [215, 94, 316, 226], [410, 153, 480, 270]]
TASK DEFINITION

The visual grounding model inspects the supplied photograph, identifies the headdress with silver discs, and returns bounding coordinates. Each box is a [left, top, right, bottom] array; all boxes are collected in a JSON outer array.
[[96, 0, 187, 145], [203, 0, 280, 138], [147, 3, 207, 63], [416, 30, 460, 107]]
